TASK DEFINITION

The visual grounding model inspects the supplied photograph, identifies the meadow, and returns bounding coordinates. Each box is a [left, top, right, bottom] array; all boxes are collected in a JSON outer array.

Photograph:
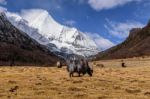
[[0, 57, 150, 99]]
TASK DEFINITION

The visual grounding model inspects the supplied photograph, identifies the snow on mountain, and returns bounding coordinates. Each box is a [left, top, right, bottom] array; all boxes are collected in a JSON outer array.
[[6, 12, 50, 45], [5, 9, 99, 56]]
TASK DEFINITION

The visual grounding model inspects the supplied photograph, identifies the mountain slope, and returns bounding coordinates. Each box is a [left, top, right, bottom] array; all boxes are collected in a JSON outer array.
[[95, 22, 150, 60], [6, 9, 99, 57], [0, 13, 63, 66]]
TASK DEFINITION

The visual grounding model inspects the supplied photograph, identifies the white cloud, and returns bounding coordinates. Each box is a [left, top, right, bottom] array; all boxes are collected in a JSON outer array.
[[105, 19, 144, 39], [0, 6, 7, 12], [64, 20, 76, 26], [20, 9, 49, 22], [0, 0, 7, 5], [87, 33, 115, 50], [0, 1, 7, 12], [88, 0, 141, 11]]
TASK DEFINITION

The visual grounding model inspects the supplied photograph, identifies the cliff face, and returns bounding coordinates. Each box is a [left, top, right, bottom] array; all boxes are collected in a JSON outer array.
[[0, 13, 63, 66], [95, 22, 150, 60]]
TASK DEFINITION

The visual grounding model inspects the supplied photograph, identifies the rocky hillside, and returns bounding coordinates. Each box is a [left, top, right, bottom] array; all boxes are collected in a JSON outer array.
[[95, 22, 150, 60], [0, 13, 63, 66]]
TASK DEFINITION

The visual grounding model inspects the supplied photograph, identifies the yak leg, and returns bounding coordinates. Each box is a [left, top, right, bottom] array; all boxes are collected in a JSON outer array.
[[87, 71, 92, 76], [69, 73, 72, 77], [69, 72, 74, 77], [78, 72, 81, 77], [87, 68, 93, 76]]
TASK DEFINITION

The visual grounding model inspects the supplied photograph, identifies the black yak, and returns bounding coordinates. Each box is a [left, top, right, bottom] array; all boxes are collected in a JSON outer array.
[[66, 58, 93, 77], [56, 61, 62, 68], [121, 60, 126, 68]]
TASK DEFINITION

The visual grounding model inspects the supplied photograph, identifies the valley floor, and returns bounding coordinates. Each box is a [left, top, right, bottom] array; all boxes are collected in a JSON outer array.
[[0, 57, 150, 99]]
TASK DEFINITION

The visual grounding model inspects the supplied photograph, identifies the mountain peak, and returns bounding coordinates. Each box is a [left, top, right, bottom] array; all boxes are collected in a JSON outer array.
[[0, 13, 63, 66], [6, 9, 99, 57]]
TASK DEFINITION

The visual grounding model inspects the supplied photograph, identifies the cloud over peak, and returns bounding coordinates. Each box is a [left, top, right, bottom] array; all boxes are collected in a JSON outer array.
[[64, 20, 76, 27], [0, 0, 7, 5], [105, 19, 144, 39], [87, 33, 115, 50], [0, 6, 7, 12], [88, 0, 141, 11]]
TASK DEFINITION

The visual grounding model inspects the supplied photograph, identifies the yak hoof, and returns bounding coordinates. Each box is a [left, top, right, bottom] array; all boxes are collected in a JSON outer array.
[[78, 73, 81, 77], [69, 73, 74, 77], [69, 73, 72, 77], [87, 71, 93, 77]]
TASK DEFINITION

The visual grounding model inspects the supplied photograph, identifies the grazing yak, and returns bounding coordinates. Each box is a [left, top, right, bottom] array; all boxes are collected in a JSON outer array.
[[56, 61, 62, 68], [66, 58, 93, 77], [121, 60, 126, 68]]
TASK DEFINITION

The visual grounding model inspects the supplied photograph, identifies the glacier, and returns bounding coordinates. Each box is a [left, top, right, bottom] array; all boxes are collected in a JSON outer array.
[[5, 9, 99, 57]]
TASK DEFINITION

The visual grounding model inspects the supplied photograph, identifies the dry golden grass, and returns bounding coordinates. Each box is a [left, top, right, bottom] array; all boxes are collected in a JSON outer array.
[[0, 57, 150, 99]]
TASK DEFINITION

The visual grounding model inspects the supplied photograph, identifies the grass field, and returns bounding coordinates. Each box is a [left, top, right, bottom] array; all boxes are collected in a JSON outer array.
[[0, 57, 150, 99]]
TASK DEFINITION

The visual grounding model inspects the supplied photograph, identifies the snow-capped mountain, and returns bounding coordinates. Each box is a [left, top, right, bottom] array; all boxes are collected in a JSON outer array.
[[5, 9, 99, 57], [0, 13, 63, 66]]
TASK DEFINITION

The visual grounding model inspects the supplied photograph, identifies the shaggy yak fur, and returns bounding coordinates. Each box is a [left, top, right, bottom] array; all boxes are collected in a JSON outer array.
[[66, 59, 93, 77]]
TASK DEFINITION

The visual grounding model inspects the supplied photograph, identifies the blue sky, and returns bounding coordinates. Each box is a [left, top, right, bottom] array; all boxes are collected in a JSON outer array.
[[0, 0, 150, 50]]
